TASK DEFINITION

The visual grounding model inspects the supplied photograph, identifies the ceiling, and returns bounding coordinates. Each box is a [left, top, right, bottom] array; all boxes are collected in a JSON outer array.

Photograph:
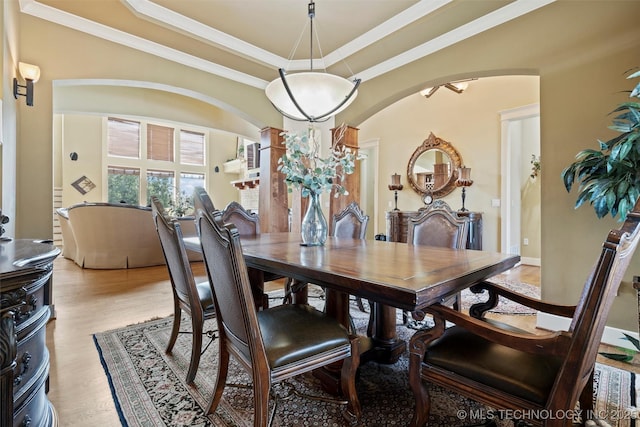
[[20, 0, 556, 90]]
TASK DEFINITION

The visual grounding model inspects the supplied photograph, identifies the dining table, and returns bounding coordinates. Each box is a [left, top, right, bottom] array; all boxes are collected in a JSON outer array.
[[184, 231, 520, 392]]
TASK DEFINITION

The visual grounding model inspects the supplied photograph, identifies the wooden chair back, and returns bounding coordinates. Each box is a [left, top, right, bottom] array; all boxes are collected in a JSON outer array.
[[407, 200, 468, 249], [151, 197, 200, 315], [193, 186, 216, 219], [221, 201, 261, 236], [197, 207, 261, 364], [331, 202, 369, 239], [152, 196, 215, 384]]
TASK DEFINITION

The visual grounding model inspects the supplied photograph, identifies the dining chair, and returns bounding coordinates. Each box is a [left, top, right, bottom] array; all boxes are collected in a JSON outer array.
[[408, 199, 640, 427], [331, 202, 370, 315], [331, 201, 369, 240], [193, 186, 217, 220], [407, 200, 469, 249], [196, 206, 362, 426], [406, 200, 469, 316], [150, 196, 216, 385], [221, 200, 261, 234], [220, 200, 290, 309]]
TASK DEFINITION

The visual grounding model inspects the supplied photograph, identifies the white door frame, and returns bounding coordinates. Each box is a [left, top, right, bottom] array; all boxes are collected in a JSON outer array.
[[359, 138, 380, 238], [500, 103, 539, 255]]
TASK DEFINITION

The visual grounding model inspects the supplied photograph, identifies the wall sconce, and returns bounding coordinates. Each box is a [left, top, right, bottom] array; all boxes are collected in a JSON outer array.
[[388, 173, 404, 211], [455, 166, 473, 212], [13, 62, 41, 106]]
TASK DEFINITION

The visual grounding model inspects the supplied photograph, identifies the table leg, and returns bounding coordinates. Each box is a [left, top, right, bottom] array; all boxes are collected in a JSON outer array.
[[315, 290, 405, 395], [247, 267, 268, 310], [364, 302, 406, 364]]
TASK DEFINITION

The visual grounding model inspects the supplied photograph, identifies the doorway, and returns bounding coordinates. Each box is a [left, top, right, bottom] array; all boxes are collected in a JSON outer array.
[[359, 139, 379, 240], [500, 104, 541, 265]]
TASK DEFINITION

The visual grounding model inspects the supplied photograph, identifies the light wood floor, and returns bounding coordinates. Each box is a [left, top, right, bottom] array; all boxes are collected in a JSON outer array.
[[45, 259, 637, 427]]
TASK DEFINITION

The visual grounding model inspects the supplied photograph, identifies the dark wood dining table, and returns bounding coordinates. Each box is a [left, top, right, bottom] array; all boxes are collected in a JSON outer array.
[[184, 232, 520, 374]]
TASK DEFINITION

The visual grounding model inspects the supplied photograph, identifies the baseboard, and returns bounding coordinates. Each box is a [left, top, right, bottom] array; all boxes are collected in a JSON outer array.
[[520, 257, 540, 266], [537, 312, 638, 351]]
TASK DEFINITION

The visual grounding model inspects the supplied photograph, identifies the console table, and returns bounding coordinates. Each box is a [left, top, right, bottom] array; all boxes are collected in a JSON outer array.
[[1, 239, 60, 427], [385, 210, 483, 249]]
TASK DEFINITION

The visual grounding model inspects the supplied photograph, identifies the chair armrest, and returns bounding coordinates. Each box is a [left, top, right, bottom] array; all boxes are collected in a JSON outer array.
[[468, 280, 576, 319], [422, 303, 571, 357]]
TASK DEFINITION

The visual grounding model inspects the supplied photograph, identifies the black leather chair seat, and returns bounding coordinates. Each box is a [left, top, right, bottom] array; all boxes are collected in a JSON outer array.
[[258, 304, 351, 370], [196, 282, 215, 311], [425, 326, 563, 405]]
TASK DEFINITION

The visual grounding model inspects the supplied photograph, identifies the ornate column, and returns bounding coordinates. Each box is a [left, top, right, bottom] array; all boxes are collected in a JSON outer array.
[[329, 125, 360, 230], [258, 127, 289, 233]]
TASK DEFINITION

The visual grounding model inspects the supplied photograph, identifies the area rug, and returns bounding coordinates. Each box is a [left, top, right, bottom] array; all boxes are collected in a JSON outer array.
[[461, 273, 541, 315], [95, 295, 637, 427]]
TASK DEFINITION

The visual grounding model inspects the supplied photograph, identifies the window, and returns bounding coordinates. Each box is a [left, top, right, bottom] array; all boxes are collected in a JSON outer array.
[[147, 124, 174, 162], [107, 118, 140, 159], [179, 172, 205, 201], [180, 130, 205, 165], [146, 170, 175, 207], [105, 117, 208, 210], [245, 141, 260, 170], [108, 166, 140, 204]]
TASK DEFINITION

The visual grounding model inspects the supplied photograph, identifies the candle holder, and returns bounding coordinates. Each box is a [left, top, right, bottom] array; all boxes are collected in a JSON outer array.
[[455, 166, 473, 212], [388, 173, 403, 211]]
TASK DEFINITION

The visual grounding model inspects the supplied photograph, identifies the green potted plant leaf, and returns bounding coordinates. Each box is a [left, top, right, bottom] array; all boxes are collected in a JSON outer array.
[[562, 69, 640, 220], [599, 332, 639, 363]]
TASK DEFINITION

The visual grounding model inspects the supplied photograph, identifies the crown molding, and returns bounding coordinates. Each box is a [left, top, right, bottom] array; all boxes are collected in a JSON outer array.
[[20, 0, 555, 88]]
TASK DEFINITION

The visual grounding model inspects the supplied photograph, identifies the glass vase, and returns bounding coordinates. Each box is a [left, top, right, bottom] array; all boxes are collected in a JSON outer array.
[[301, 192, 328, 246]]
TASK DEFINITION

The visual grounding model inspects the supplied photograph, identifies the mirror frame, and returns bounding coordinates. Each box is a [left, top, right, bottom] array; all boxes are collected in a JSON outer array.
[[406, 132, 463, 198]]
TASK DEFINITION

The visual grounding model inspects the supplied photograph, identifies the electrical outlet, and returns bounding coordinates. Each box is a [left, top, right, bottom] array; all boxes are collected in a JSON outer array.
[[491, 199, 501, 207], [523, 238, 529, 245]]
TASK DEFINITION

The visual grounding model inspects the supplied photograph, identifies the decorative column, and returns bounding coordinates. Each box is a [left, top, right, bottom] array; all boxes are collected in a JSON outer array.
[[329, 125, 360, 231], [258, 127, 289, 233]]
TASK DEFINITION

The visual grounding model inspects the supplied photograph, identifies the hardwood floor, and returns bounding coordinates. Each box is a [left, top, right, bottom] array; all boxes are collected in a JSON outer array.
[[45, 259, 638, 426], [47, 258, 180, 426]]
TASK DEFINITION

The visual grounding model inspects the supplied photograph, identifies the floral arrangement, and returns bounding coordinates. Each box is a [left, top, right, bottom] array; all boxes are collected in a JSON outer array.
[[277, 125, 361, 198]]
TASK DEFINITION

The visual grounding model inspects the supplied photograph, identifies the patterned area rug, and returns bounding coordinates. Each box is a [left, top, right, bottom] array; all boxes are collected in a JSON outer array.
[[461, 273, 541, 315], [95, 289, 637, 427]]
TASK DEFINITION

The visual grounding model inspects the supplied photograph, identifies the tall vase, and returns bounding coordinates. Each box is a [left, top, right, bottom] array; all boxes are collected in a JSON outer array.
[[301, 192, 328, 246]]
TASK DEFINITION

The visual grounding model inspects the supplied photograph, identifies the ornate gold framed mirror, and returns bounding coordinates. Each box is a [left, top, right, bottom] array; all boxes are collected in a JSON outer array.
[[406, 132, 462, 198]]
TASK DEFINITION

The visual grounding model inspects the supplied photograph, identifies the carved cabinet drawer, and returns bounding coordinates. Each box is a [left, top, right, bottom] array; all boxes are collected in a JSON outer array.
[[13, 307, 50, 401], [12, 283, 47, 329], [13, 377, 52, 427]]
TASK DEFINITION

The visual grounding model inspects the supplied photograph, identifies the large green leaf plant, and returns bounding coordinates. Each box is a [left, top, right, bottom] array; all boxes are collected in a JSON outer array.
[[562, 69, 640, 220]]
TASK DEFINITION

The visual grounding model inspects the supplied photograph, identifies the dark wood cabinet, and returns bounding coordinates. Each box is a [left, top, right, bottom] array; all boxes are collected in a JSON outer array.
[[1, 239, 60, 427], [385, 210, 483, 249]]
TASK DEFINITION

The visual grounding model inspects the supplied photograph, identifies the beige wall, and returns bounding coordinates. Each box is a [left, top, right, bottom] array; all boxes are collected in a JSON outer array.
[[541, 43, 640, 330], [359, 76, 539, 253], [1, 0, 20, 237]]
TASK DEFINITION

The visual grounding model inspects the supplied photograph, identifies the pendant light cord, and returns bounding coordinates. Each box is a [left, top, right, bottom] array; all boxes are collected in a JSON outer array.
[[309, 1, 315, 71]]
